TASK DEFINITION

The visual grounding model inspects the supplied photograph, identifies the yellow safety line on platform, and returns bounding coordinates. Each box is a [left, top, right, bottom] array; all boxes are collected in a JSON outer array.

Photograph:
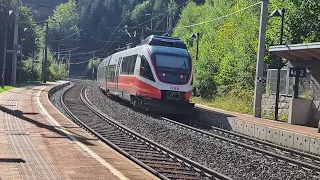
[[36, 86, 130, 180]]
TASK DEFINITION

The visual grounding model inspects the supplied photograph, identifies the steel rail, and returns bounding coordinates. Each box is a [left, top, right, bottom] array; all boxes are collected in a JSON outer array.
[[193, 116, 320, 162], [81, 86, 232, 180], [60, 83, 170, 180], [60, 83, 232, 180], [194, 107, 320, 161], [161, 117, 320, 172]]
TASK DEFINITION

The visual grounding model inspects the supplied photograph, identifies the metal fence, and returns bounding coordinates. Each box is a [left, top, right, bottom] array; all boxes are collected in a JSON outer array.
[[266, 69, 311, 97]]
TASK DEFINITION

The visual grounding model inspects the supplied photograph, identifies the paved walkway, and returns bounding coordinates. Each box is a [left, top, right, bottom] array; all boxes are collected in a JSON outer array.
[[0, 82, 159, 180]]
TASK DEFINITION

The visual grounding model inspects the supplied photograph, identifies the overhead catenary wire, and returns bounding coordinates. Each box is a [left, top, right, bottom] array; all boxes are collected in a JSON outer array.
[[69, 59, 92, 65], [131, 0, 190, 29], [67, 1, 191, 58], [52, 47, 80, 54], [93, 10, 134, 54], [176, 1, 261, 29], [62, 1, 206, 64], [100, 33, 126, 57], [61, 29, 83, 41], [98, 1, 190, 57]]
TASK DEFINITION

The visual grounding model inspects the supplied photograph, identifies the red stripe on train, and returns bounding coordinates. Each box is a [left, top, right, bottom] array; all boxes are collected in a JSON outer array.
[[106, 76, 191, 101]]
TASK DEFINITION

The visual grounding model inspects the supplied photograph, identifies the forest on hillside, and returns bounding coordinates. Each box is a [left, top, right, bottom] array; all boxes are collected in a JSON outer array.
[[0, 0, 319, 115]]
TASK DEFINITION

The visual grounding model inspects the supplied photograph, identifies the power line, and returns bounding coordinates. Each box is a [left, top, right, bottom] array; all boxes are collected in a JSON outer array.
[[61, 29, 82, 41], [100, 33, 126, 57], [63, 1, 190, 58], [99, 1, 190, 57], [131, 0, 190, 29], [69, 59, 91, 65], [95, 1, 190, 55], [52, 47, 80, 54], [176, 1, 261, 29], [94, 11, 134, 54]]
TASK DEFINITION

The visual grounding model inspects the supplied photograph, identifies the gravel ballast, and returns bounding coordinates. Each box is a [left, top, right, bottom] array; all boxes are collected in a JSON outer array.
[[52, 80, 319, 180]]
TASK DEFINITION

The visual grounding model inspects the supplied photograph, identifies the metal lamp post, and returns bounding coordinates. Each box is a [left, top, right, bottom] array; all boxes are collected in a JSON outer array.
[[36, 20, 49, 83], [19, 27, 28, 84], [270, 9, 285, 121], [1, 8, 15, 88], [146, 13, 152, 31], [190, 33, 199, 61], [31, 38, 39, 83], [190, 32, 200, 96]]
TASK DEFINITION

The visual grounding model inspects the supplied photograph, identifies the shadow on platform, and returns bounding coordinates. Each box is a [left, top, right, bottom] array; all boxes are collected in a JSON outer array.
[[0, 158, 26, 163], [0, 105, 96, 147]]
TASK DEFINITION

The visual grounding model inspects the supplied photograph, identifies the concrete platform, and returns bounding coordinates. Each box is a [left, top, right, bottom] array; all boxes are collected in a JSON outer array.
[[0, 81, 159, 180], [195, 104, 320, 155]]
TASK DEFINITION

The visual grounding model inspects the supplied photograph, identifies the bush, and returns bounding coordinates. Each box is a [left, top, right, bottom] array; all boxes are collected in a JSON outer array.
[[21, 58, 42, 82], [48, 62, 66, 81]]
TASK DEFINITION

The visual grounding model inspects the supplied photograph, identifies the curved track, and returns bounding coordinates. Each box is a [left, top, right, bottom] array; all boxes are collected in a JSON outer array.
[[160, 116, 320, 172], [60, 83, 231, 180]]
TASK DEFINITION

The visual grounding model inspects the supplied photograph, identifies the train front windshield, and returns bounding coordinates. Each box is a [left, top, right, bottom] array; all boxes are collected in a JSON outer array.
[[153, 54, 191, 85]]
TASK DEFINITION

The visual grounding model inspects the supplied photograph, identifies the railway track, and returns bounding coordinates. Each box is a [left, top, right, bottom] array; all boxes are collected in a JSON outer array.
[[160, 116, 320, 173], [60, 83, 231, 180]]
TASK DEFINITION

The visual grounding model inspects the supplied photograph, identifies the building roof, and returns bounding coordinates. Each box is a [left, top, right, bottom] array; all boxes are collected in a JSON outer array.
[[269, 42, 320, 61]]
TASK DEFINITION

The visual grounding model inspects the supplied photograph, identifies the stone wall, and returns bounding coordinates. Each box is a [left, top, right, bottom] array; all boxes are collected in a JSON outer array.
[[262, 68, 320, 127], [261, 94, 289, 117]]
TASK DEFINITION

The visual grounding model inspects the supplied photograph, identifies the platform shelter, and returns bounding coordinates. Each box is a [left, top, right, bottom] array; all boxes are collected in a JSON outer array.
[[269, 42, 320, 127]]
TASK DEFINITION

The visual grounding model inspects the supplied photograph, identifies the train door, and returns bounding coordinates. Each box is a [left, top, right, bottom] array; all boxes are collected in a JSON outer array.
[[115, 57, 122, 94]]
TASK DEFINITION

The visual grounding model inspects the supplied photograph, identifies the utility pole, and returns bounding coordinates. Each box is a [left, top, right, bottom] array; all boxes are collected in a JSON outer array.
[[253, 0, 268, 118], [150, 13, 153, 31], [58, 41, 61, 62], [168, 11, 173, 36], [141, 27, 144, 42], [68, 50, 71, 78], [31, 50, 35, 83], [1, 5, 8, 88], [43, 21, 48, 83], [196, 32, 200, 61], [12, 4, 20, 86], [67, 60, 70, 78], [19, 27, 26, 84]]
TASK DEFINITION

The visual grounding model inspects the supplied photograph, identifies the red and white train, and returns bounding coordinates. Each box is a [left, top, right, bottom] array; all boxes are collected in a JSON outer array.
[[97, 35, 194, 115]]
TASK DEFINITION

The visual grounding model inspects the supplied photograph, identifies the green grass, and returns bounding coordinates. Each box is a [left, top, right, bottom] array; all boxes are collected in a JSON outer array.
[[0, 81, 42, 94], [192, 95, 253, 115], [192, 95, 289, 122], [15, 81, 42, 87], [262, 112, 288, 122], [0, 86, 15, 93]]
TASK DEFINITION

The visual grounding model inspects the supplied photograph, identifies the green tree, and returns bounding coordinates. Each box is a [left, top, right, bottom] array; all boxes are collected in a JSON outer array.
[[130, 1, 152, 23], [96, 17, 107, 40], [86, 58, 101, 75]]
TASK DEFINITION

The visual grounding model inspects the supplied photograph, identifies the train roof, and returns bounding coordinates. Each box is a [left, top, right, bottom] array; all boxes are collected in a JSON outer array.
[[99, 35, 188, 65], [139, 35, 187, 49]]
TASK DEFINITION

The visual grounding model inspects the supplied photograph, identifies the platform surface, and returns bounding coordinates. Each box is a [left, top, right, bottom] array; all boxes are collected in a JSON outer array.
[[196, 104, 320, 155], [196, 104, 320, 138], [0, 81, 159, 180]]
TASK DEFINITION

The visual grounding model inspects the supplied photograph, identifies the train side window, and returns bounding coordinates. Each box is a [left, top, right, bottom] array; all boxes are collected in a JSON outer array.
[[120, 55, 137, 75], [108, 65, 116, 82], [140, 56, 155, 81], [121, 58, 126, 74], [129, 55, 137, 75]]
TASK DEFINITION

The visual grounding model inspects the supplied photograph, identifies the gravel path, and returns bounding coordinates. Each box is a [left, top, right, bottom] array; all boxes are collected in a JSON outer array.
[[52, 80, 319, 180]]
